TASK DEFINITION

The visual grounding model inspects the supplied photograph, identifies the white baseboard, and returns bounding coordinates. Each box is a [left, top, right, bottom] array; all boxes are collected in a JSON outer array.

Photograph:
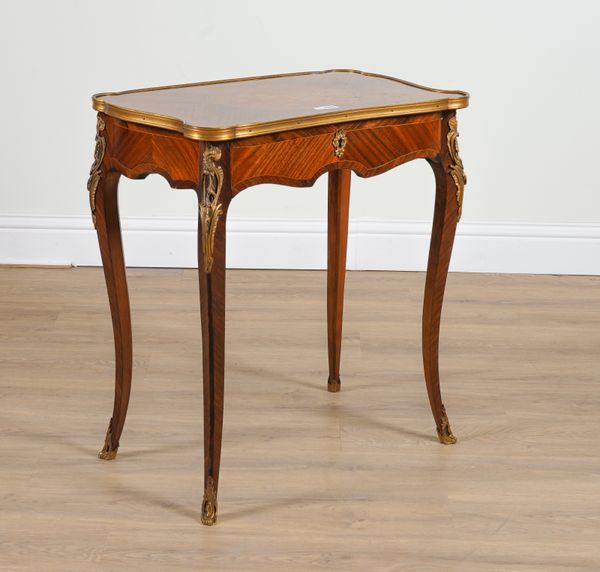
[[1, 215, 599, 275]]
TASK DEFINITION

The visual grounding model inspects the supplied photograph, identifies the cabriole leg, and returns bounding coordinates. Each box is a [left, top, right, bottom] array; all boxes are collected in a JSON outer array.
[[88, 115, 133, 460], [423, 112, 466, 445]]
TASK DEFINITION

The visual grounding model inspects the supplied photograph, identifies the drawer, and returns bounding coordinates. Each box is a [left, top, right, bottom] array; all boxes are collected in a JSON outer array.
[[231, 113, 441, 192]]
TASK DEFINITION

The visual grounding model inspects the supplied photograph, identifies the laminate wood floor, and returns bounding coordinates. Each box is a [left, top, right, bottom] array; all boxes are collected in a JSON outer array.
[[1, 267, 599, 571]]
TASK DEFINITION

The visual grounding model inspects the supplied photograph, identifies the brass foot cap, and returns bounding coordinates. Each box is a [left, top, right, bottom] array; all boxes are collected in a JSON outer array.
[[436, 404, 456, 445], [327, 377, 341, 393], [437, 431, 457, 445], [201, 509, 217, 526], [201, 476, 218, 526], [99, 419, 118, 460], [98, 447, 118, 460]]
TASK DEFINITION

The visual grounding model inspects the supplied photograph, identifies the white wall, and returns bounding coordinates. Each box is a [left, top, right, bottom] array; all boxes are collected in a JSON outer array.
[[1, 0, 599, 272]]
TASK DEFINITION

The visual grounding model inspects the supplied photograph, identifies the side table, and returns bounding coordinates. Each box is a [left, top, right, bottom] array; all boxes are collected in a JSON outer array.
[[87, 69, 469, 525]]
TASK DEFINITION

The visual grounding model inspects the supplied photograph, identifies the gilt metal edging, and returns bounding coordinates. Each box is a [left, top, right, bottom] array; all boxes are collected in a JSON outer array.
[[91, 69, 469, 142]]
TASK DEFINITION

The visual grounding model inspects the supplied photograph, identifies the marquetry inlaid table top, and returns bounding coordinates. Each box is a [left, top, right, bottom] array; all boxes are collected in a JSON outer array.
[[92, 69, 469, 141]]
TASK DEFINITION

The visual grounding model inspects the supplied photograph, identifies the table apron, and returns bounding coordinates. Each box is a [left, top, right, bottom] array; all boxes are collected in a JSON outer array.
[[230, 114, 442, 193], [104, 118, 201, 189]]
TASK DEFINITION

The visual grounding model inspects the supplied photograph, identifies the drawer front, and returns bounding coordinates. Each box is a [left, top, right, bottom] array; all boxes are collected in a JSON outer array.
[[231, 114, 441, 192]]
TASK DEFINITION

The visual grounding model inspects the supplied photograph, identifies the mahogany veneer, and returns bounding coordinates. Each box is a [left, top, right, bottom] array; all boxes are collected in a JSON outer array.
[[87, 69, 469, 526]]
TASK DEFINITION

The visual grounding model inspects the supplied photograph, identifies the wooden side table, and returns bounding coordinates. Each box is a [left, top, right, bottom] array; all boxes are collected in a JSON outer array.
[[87, 70, 469, 525]]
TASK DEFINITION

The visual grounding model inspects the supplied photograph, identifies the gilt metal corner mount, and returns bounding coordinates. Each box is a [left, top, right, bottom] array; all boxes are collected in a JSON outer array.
[[87, 115, 106, 228], [446, 116, 467, 220], [199, 144, 224, 273]]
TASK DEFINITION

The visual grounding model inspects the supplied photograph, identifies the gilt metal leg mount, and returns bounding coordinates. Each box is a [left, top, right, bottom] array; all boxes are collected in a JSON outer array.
[[447, 115, 467, 221]]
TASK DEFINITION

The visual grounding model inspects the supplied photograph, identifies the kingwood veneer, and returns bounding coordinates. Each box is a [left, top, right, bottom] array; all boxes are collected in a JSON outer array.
[[86, 69, 469, 525]]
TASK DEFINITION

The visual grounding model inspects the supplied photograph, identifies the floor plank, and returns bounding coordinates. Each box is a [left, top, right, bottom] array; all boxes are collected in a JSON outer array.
[[0, 268, 599, 571]]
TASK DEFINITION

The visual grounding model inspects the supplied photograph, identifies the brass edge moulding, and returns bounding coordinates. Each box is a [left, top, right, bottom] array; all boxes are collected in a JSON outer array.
[[446, 115, 467, 220], [87, 115, 106, 228], [199, 144, 224, 273], [92, 69, 469, 141]]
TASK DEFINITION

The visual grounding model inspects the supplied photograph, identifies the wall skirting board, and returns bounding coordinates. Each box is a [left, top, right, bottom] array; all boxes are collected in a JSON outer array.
[[1, 215, 599, 275]]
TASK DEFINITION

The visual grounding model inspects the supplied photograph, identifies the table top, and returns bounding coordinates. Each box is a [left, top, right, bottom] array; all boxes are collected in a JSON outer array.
[[92, 69, 468, 141]]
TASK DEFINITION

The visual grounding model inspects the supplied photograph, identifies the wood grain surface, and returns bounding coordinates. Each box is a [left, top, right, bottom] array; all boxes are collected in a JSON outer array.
[[105, 117, 199, 189], [327, 169, 351, 392], [1, 267, 599, 571], [230, 114, 441, 191]]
